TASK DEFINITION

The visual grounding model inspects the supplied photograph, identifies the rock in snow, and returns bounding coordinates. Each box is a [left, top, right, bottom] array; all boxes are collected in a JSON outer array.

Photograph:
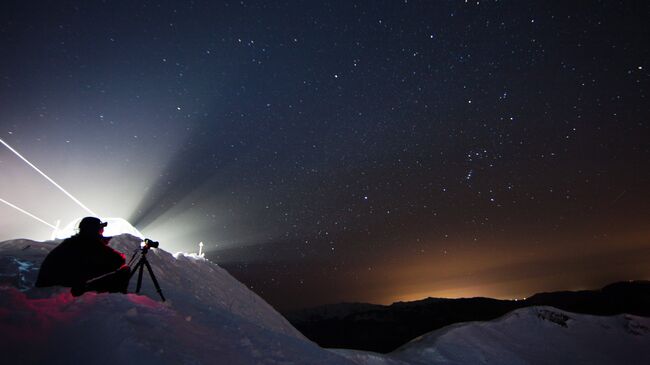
[[1, 234, 649, 364]]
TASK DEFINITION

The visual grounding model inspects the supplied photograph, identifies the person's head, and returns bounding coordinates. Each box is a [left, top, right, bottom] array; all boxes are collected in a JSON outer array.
[[78, 217, 107, 236]]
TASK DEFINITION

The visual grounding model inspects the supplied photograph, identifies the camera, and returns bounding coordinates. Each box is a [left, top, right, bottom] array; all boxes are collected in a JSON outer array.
[[144, 238, 159, 248]]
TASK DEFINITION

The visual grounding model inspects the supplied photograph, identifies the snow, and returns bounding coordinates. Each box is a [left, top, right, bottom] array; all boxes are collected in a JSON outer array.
[[332, 307, 650, 365], [331, 349, 410, 365], [0, 235, 354, 364], [1, 234, 649, 364]]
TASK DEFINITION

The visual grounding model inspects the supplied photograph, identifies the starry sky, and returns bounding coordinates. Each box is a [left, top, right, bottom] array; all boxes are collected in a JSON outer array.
[[1, 1, 649, 310]]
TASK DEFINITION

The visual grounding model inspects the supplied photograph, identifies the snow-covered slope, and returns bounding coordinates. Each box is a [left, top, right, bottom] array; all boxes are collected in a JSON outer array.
[[0, 235, 354, 365], [2, 235, 648, 365], [333, 306, 650, 365]]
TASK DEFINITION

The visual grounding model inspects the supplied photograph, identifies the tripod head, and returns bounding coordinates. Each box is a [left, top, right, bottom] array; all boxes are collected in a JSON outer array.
[[128, 238, 160, 266], [142, 238, 159, 253]]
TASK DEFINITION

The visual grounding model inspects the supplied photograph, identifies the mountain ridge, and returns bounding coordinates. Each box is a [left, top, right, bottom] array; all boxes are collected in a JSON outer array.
[[284, 280, 650, 353]]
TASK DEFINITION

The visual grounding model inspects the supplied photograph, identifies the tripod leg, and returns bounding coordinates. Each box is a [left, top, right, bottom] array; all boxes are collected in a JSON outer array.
[[136, 261, 145, 293], [128, 260, 141, 281], [127, 248, 140, 267], [143, 259, 166, 302], [128, 261, 144, 293]]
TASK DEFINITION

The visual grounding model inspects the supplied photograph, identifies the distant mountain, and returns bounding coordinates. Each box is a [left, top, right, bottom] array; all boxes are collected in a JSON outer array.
[[284, 281, 650, 353], [526, 281, 650, 315]]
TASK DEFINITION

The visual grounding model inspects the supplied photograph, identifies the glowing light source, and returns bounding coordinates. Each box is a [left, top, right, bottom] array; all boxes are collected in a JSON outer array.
[[53, 217, 144, 239], [0, 138, 97, 216]]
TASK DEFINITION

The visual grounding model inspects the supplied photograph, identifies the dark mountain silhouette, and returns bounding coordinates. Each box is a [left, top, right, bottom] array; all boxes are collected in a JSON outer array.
[[283, 281, 650, 353]]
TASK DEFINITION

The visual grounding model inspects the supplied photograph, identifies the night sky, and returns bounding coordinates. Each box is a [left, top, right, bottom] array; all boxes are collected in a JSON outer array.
[[1, 1, 649, 310]]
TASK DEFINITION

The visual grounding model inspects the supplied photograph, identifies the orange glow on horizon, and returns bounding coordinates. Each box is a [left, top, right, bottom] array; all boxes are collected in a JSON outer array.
[[363, 227, 650, 306]]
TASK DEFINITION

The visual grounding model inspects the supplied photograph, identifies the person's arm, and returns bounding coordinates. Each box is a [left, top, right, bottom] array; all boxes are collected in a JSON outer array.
[[102, 245, 126, 269]]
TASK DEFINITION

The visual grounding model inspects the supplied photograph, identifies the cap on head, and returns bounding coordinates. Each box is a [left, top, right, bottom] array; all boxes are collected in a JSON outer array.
[[78, 217, 108, 234]]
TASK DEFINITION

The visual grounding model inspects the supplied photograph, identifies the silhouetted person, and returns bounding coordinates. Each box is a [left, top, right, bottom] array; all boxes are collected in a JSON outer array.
[[35, 217, 130, 296]]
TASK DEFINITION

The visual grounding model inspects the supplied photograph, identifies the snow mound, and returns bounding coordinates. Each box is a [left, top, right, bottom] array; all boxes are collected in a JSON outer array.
[[0, 235, 354, 365], [333, 306, 650, 365]]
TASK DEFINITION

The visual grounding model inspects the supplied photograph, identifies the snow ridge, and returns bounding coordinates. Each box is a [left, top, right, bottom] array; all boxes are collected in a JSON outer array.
[[0, 235, 354, 365]]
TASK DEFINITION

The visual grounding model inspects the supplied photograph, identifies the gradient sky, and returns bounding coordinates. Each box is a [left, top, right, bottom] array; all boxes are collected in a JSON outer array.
[[1, 1, 649, 310]]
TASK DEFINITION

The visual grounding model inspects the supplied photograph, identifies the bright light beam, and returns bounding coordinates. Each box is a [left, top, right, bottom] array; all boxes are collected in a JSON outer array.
[[0, 138, 97, 216], [0, 197, 58, 229]]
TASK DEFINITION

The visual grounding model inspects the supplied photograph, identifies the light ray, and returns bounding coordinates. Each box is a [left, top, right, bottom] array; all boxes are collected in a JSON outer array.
[[0, 197, 58, 229], [0, 138, 97, 216]]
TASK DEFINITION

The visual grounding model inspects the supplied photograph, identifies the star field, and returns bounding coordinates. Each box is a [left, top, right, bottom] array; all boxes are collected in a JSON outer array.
[[1, 1, 649, 310]]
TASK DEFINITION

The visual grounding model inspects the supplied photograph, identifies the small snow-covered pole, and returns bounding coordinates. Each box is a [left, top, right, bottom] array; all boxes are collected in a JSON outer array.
[[199, 241, 204, 257]]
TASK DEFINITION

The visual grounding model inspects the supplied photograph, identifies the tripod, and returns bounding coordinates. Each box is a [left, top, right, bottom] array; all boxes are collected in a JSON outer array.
[[128, 242, 166, 302]]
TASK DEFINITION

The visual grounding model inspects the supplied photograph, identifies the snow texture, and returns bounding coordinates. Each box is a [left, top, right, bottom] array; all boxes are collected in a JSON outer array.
[[332, 307, 650, 365], [1, 234, 649, 365]]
